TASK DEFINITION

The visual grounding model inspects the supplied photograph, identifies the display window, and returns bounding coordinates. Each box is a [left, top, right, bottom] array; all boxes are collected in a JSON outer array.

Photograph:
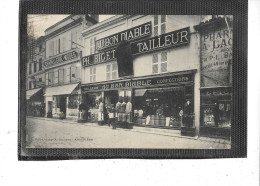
[[68, 95, 78, 109], [201, 88, 231, 128], [133, 86, 187, 127]]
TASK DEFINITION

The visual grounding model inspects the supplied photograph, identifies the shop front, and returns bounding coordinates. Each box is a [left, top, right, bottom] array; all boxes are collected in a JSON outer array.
[[26, 88, 45, 117], [81, 71, 195, 129], [45, 83, 80, 119], [194, 16, 233, 138], [200, 87, 231, 138]]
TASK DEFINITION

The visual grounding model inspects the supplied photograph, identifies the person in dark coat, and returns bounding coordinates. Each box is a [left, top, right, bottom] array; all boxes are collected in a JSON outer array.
[[103, 104, 109, 126], [183, 100, 193, 127]]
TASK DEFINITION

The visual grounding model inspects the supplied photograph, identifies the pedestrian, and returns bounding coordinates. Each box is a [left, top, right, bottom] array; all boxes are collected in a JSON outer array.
[[103, 104, 109, 127]]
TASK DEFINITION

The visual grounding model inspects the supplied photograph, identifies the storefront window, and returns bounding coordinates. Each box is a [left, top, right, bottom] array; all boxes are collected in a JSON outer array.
[[68, 95, 78, 109], [201, 88, 231, 128], [134, 87, 185, 127]]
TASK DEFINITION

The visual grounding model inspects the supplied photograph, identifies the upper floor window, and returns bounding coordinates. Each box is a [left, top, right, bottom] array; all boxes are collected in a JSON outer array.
[[154, 15, 167, 36], [106, 63, 118, 81], [49, 41, 54, 57], [90, 67, 96, 83], [58, 69, 64, 84], [71, 67, 80, 82], [152, 51, 168, 74], [90, 37, 96, 55], [71, 31, 77, 49]]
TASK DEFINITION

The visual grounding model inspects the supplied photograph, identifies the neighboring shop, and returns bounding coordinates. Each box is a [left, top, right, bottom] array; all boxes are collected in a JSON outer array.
[[81, 15, 201, 134], [26, 88, 45, 117], [26, 36, 46, 117], [194, 16, 233, 138], [43, 15, 98, 119]]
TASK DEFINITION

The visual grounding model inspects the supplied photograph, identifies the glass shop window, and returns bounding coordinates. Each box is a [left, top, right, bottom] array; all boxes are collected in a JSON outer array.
[[134, 87, 185, 127]]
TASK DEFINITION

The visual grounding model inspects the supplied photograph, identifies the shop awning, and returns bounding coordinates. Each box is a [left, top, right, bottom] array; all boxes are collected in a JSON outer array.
[[135, 89, 147, 96], [45, 83, 79, 96], [26, 88, 42, 100]]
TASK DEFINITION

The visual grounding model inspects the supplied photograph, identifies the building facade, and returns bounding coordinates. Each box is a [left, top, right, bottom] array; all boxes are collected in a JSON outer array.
[[195, 15, 233, 138], [43, 15, 98, 119], [26, 36, 46, 117], [80, 15, 202, 134]]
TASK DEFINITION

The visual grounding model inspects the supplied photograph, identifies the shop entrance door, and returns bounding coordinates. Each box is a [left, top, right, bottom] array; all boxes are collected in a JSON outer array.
[[104, 90, 118, 108], [60, 95, 67, 116]]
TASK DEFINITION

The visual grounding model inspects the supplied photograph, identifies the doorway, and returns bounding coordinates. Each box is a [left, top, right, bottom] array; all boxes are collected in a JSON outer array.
[[60, 95, 67, 116]]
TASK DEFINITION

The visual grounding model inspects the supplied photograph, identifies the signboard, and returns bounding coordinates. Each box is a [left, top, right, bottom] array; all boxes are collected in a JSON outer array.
[[44, 51, 78, 67], [82, 73, 193, 91], [95, 22, 152, 51], [201, 28, 233, 87], [82, 27, 190, 67], [131, 27, 190, 55], [82, 49, 116, 66]]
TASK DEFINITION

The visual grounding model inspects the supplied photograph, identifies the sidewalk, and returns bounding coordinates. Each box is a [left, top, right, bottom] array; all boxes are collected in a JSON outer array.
[[26, 116, 231, 146]]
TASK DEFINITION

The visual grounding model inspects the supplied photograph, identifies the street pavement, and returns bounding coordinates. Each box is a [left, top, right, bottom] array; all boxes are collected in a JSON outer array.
[[26, 117, 231, 149]]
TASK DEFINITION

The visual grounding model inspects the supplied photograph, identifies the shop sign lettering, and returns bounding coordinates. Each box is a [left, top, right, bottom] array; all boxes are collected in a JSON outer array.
[[95, 22, 152, 51], [132, 27, 190, 55], [201, 28, 233, 87], [81, 27, 190, 67], [82, 49, 116, 67], [44, 51, 78, 67], [82, 74, 193, 91]]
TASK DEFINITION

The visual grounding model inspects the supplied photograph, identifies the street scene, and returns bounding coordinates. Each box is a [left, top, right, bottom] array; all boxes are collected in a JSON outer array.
[[26, 117, 230, 149], [25, 15, 232, 150]]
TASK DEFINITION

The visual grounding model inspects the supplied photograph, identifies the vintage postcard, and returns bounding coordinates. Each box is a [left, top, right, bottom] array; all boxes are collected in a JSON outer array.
[[19, 0, 247, 159]]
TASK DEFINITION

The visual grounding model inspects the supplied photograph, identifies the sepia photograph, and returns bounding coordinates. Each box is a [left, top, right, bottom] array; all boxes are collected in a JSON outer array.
[[25, 14, 233, 149]]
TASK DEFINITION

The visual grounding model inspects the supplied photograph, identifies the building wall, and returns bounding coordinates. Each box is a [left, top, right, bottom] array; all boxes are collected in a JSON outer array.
[[81, 15, 202, 132]]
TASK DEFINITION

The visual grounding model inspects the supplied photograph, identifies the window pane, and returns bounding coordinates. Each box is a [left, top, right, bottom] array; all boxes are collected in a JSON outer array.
[[93, 75, 96, 82], [161, 52, 167, 62], [153, 54, 158, 63], [152, 64, 158, 74], [106, 64, 111, 72], [112, 63, 117, 71], [154, 26, 158, 36], [161, 15, 166, 23], [112, 71, 117, 80], [161, 23, 166, 34], [154, 15, 158, 25], [58, 69, 64, 84], [90, 76, 92, 83], [65, 68, 71, 83], [90, 67, 92, 75], [161, 62, 167, 72], [93, 67, 96, 74], [106, 73, 110, 81]]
